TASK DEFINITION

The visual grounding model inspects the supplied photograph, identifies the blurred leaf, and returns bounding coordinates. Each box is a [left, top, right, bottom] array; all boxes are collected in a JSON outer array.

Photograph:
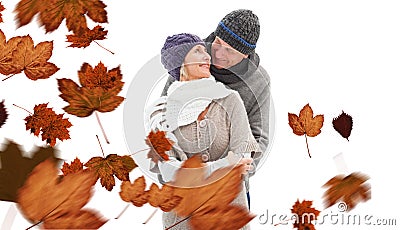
[[322, 172, 371, 211], [0, 140, 58, 202], [17, 159, 107, 229]]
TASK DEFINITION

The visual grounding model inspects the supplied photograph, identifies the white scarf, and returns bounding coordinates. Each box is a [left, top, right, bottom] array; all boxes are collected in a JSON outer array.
[[164, 76, 232, 131]]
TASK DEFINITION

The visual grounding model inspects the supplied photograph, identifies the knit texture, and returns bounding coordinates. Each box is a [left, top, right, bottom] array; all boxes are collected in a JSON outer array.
[[162, 92, 257, 230], [214, 9, 260, 54], [161, 33, 205, 80]]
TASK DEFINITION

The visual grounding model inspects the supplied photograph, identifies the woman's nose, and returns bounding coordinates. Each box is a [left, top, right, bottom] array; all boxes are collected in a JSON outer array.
[[203, 52, 211, 61]]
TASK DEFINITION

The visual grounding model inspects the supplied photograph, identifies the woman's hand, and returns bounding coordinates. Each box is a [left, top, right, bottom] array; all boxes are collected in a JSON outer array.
[[227, 151, 254, 175]]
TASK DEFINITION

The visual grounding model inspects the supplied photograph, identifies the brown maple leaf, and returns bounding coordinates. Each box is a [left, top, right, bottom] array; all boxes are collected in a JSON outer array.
[[119, 176, 149, 207], [57, 62, 124, 117], [288, 103, 324, 158], [0, 1, 5, 23], [85, 154, 137, 191], [291, 199, 320, 230], [119, 176, 182, 211], [14, 0, 107, 34], [322, 172, 371, 211], [332, 110, 353, 141], [166, 155, 255, 230], [0, 99, 8, 128], [147, 183, 182, 212], [145, 130, 174, 164], [0, 140, 59, 202], [0, 30, 23, 76], [61, 157, 84, 176], [0, 30, 59, 81], [17, 159, 107, 229], [66, 25, 108, 48], [24, 103, 72, 147]]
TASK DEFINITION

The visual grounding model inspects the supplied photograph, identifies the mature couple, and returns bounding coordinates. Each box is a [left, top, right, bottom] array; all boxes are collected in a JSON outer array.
[[146, 9, 271, 230]]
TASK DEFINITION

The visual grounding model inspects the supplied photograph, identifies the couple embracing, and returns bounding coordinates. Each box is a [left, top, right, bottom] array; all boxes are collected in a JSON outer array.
[[146, 9, 271, 230]]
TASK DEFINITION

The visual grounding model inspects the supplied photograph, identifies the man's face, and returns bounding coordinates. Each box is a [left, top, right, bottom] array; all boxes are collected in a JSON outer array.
[[211, 36, 248, 69]]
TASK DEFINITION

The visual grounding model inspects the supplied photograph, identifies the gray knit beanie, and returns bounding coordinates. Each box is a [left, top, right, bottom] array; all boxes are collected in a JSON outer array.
[[161, 33, 205, 81], [214, 9, 260, 54]]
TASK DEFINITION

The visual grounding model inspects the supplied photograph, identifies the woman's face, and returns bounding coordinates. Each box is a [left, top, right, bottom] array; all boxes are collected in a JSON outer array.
[[181, 45, 211, 81]]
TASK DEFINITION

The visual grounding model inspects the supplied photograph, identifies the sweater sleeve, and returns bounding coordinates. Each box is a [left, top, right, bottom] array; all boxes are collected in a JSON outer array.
[[227, 92, 260, 158]]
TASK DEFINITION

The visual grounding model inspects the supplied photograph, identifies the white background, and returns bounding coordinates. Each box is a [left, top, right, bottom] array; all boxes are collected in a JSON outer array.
[[1, 0, 399, 229]]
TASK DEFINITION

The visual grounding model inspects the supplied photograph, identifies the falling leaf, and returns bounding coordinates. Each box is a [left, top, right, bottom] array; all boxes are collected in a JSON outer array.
[[85, 154, 137, 191], [66, 25, 107, 48], [0, 100, 8, 128], [167, 155, 255, 230], [61, 157, 84, 176], [14, 0, 107, 34], [24, 103, 72, 146], [119, 176, 149, 207], [119, 176, 182, 211], [322, 172, 371, 211], [288, 104, 324, 158], [0, 140, 59, 202], [147, 183, 182, 212], [145, 130, 173, 164], [0, 1, 5, 23], [57, 62, 124, 117], [17, 159, 107, 229], [0, 30, 59, 81], [291, 199, 320, 230], [332, 111, 353, 141]]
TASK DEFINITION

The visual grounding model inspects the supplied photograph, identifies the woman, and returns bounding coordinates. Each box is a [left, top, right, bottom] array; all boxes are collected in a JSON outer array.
[[147, 33, 259, 229]]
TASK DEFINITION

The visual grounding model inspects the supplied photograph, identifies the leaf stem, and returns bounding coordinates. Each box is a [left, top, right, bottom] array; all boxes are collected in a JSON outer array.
[[2, 73, 16, 81], [96, 135, 105, 157], [305, 134, 311, 158], [95, 111, 110, 144], [26, 220, 42, 230], [115, 204, 130, 219], [142, 209, 158, 224], [94, 41, 115, 55], [12, 104, 32, 115], [129, 148, 150, 156], [165, 215, 192, 230]]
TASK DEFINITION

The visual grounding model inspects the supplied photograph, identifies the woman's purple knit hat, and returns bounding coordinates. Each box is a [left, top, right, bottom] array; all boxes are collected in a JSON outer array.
[[161, 33, 205, 81]]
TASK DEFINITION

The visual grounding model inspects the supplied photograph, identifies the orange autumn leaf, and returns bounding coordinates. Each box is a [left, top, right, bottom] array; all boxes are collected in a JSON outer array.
[[85, 154, 137, 191], [24, 103, 72, 147], [14, 0, 107, 34], [167, 155, 255, 230], [119, 176, 181, 211], [58, 62, 124, 117], [119, 176, 149, 207], [61, 157, 84, 176], [17, 159, 107, 229], [145, 130, 174, 163], [147, 183, 182, 212], [322, 172, 371, 211], [0, 140, 59, 202], [0, 1, 5, 23], [0, 30, 59, 81], [291, 199, 320, 230], [288, 103, 324, 158], [66, 25, 108, 48]]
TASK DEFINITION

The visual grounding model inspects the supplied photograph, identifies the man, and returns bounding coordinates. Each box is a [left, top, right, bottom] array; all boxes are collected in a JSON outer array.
[[161, 9, 271, 208]]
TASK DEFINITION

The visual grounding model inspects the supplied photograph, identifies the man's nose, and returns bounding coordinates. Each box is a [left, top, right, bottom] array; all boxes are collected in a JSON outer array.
[[214, 46, 226, 59]]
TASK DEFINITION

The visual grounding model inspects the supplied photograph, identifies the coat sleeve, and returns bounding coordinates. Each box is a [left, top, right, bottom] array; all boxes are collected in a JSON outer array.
[[161, 75, 176, 96]]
